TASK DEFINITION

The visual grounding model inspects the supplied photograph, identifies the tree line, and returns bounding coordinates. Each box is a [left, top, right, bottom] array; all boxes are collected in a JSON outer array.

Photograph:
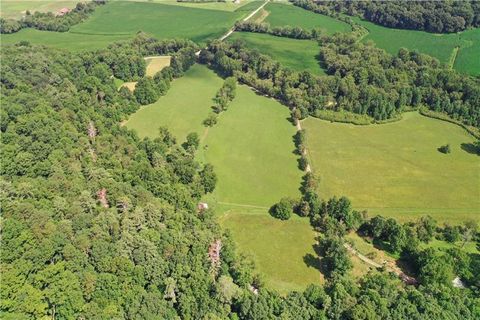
[[200, 33, 480, 127], [291, 0, 480, 33], [203, 77, 237, 127], [0, 0, 106, 34]]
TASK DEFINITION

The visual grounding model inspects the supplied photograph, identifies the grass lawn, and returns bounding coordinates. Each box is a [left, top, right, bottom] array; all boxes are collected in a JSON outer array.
[[421, 239, 479, 255], [0, 0, 79, 19], [353, 17, 466, 66], [1, 1, 262, 50], [201, 85, 303, 207], [125, 64, 223, 142], [264, 3, 351, 35], [455, 28, 480, 76], [229, 32, 325, 75], [145, 56, 171, 77], [219, 210, 323, 294], [303, 112, 480, 223]]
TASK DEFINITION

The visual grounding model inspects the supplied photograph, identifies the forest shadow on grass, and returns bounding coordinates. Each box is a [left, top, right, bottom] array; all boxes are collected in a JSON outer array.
[[461, 143, 479, 155], [303, 243, 328, 277]]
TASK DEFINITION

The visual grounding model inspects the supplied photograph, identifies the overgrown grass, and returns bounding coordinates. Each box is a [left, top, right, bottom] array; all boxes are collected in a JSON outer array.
[[125, 64, 223, 142], [264, 3, 351, 35], [229, 32, 325, 75], [303, 112, 480, 223], [145, 56, 171, 77]]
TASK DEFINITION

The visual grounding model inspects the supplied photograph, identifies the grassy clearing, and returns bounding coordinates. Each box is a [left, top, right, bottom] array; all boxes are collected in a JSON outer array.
[[353, 17, 466, 66], [0, 0, 78, 19], [229, 32, 324, 75], [421, 239, 479, 255], [145, 56, 171, 77], [264, 3, 351, 35], [125, 64, 223, 142], [303, 112, 480, 223], [454, 28, 480, 76], [200, 85, 319, 292], [219, 210, 323, 294], [201, 85, 303, 207]]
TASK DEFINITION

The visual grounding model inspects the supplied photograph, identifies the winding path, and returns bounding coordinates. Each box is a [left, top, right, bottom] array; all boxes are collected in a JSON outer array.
[[196, 0, 269, 55], [344, 243, 417, 285]]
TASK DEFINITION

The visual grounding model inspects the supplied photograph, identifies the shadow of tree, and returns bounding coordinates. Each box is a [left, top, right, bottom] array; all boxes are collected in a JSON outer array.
[[461, 143, 479, 155]]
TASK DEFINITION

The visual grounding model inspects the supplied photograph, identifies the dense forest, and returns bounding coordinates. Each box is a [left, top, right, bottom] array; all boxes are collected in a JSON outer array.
[[291, 0, 480, 33], [0, 0, 106, 34], [1, 33, 479, 319]]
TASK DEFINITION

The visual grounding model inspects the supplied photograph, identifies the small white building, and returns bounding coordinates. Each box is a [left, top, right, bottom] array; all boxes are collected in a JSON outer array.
[[197, 202, 209, 212]]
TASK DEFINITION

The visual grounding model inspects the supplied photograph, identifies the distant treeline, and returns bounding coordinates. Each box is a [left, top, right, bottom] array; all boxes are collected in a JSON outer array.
[[0, 0, 106, 34], [177, 0, 226, 2], [291, 0, 480, 33], [201, 33, 480, 127]]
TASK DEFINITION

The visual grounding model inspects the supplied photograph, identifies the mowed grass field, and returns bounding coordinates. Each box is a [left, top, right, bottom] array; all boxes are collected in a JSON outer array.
[[1, 1, 263, 50], [229, 32, 325, 75], [202, 85, 302, 206], [264, 3, 351, 35], [303, 112, 480, 223], [0, 0, 78, 19], [126, 64, 223, 142]]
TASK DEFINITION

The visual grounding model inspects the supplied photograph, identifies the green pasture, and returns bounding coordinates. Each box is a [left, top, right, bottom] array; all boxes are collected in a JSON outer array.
[[455, 28, 480, 76], [219, 210, 323, 294], [2, 1, 262, 50], [264, 3, 351, 35], [229, 32, 325, 75], [125, 64, 223, 142], [303, 112, 480, 223], [0, 0, 79, 19], [201, 85, 303, 207]]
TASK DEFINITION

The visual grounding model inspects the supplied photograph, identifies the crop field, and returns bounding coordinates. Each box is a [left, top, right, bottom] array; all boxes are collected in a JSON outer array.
[[128, 0, 258, 12], [201, 85, 302, 207], [353, 17, 465, 66], [264, 3, 351, 35], [303, 112, 480, 223], [229, 32, 325, 75], [454, 28, 480, 76], [0, 28, 131, 51], [1, 1, 262, 50], [125, 64, 223, 142], [0, 0, 78, 19]]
